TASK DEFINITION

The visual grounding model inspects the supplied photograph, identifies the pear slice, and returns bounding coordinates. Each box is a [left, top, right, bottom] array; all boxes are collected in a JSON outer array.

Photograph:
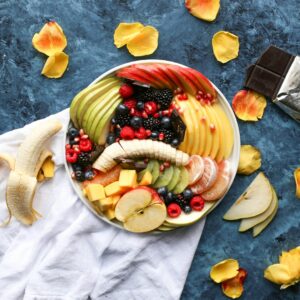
[[167, 166, 181, 191], [239, 186, 277, 232], [253, 189, 278, 237], [172, 167, 189, 194], [153, 165, 174, 188], [150, 160, 160, 184], [223, 172, 272, 220]]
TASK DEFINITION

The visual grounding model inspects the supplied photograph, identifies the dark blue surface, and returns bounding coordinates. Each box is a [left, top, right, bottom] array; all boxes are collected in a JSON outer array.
[[1, 0, 300, 299]]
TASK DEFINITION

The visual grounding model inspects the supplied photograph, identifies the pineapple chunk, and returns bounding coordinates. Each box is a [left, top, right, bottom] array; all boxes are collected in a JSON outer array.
[[105, 181, 128, 197], [98, 197, 113, 211], [104, 208, 116, 220], [139, 171, 152, 186], [86, 184, 106, 202], [112, 195, 121, 209], [119, 170, 137, 188]]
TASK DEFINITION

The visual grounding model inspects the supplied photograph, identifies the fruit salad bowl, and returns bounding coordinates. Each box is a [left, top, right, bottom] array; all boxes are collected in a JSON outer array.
[[64, 59, 240, 233]]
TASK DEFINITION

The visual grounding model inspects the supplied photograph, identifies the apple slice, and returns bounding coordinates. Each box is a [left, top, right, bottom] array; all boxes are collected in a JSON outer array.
[[115, 187, 166, 233], [223, 172, 273, 220], [186, 155, 205, 185], [201, 160, 231, 201]]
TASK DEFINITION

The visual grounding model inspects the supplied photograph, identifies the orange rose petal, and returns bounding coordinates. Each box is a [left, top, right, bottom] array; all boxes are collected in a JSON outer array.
[[42, 52, 69, 78], [114, 22, 144, 48], [232, 90, 267, 121], [221, 268, 247, 299], [294, 168, 300, 198], [32, 21, 67, 56], [126, 26, 159, 57], [185, 0, 220, 22]]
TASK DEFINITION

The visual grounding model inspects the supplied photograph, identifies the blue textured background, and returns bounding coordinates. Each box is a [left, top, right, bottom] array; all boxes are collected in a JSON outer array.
[[1, 0, 300, 299]]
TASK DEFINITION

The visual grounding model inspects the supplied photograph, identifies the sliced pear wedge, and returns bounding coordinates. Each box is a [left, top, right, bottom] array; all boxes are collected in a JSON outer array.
[[239, 186, 277, 232], [223, 172, 272, 220]]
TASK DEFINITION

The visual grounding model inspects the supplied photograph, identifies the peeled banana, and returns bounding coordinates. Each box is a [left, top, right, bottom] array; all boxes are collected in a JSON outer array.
[[2, 119, 62, 225], [93, 140, 190, 172]]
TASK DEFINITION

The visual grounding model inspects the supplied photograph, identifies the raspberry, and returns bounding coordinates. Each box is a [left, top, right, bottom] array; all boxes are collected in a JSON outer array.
[[119, 84, 134, 98], [144, 101, 158, 115], [135, 127, 147, 139], [120, 126, 135, 140], [190, 196, 205, 211], [123, 99, 137, 109], [167, 203, 181, 218]]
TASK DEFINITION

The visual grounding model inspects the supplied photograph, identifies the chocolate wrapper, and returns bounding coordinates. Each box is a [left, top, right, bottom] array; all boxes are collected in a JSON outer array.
[[274, 56, 300, 122]]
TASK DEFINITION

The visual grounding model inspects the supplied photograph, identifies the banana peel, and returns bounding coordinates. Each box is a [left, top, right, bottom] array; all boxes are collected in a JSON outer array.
[[1, 119, 62, 226]]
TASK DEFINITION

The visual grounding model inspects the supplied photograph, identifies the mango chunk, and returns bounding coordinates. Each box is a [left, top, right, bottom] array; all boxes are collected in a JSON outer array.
[[139, 171, 152, 186], [105, 181, 128, 197], [112, 195, 121, 209], [104, 208, 116, 220], [119, 170, 137, 188], [86, 184, 106, 202], [98, 197, 113, 211]]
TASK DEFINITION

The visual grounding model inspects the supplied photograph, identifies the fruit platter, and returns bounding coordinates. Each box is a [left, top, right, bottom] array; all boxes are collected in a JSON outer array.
[[65, 60, 240, 233]]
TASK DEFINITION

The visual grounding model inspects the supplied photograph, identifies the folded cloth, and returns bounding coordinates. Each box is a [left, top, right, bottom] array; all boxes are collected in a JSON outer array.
[[0, 109, 205, 300]]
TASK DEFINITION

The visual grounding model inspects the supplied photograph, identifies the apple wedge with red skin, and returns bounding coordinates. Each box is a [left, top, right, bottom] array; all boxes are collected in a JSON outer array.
[[201, 160, 231, 201], [115, 186, 166, 233], [153, 64, 181, 89]]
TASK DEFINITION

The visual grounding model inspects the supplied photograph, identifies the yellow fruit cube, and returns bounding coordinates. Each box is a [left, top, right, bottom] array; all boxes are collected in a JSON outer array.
[[42, 158, 55, 178], [105, 181, 128, 197], [37, 170, 45, 182], [86, 184, 106, 202], [98, 197, 113, 211], [119, 170, 137, 188], [112, 195, 121, 209], [104, 208, 116, 220], [139, 171, 152, 186], [82, 188, 87, 197]]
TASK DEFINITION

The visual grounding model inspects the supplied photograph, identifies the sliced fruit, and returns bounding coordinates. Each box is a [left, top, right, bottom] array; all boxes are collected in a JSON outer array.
[[190, 158, 218, 194], [150, 160, 160, 184], [157, 225, 176, 232], [239, 186, 277, 232], [172, 167, 189, 194], [186, 155, 205, 185], [139, 171, 152, 186], [153, 165, 174, 188], [138, 160, 154, 181], [238, 145, 261, 175], [185, 0, 220, 22], [223, 172, 273, 220], [201, 105, 213, 157], [186, 100, 200, 154], [119, 169, 137, 188], [167, 166, 181, 191], [253, 188, 278, 237], [210, 259, 239, 283], [171, 65, 198, 95], [294, 168, 300, 198]]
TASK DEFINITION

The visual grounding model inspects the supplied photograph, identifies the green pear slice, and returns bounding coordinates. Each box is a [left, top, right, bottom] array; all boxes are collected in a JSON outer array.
[[253, 188, 278, 237], [167, 166, 181, 191], [150, 160, 160, 184], [157, 225, 176, 232], [153, 166, 174, 188], [172, 167, 189, 194], [223, 172, 272, 220], [239, 185, 277, 232]]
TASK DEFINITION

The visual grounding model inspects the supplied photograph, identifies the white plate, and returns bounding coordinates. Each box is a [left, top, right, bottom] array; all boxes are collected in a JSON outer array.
[[64, 59, 240, 232]]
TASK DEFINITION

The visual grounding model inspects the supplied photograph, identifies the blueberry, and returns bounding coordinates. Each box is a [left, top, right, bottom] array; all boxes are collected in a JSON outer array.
[[85, 170, 95, 180], [75, 170, 85, 182], [106, 133, 116, 145], [183, 205, 192, 214], [68, 127, 79, 138], [72, 164, 82, 172], [171, 138, 180, 147], [130, 116, 143, 129], [69, 139, 78, 146], [166, 192, 175, 202], [161, 117, 171, 129], [116, 104, 129, 115], [111, 117, 116, 125], [183, 188, 193, 201], [150, 131, 159, 139], [136, 101, 144, 111], [157, 187, 168, 198]]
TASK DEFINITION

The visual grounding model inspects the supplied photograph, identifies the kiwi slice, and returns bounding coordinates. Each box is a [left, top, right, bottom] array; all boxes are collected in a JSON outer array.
[[138, 160, 155, 181], [167, 166, 181, 191], [172, 167, 189, 194], [153, 166, 174, 188], [150, 160, 160, 184]]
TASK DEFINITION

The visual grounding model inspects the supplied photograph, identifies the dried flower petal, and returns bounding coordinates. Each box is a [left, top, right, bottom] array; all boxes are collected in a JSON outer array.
[[210, 259, 239, 283], [238, 145, 261, 175], [42, 52, 69, 78], [232, 90, 267, 121], [32, 21, 67, 56], [221, 268, 247, 299], [212, 31, 239, 63], [294, 168, 300, 198], [126, 26, 159, 57], [114, 22, 144, 48], [185, 0, 220, 22]]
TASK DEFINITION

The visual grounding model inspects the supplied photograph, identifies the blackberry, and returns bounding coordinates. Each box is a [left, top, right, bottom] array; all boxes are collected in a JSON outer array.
[[143, 117, 160, 130], [175, 197, 189, 209], [135, 87, 155, 102], [77, 152, 91, 167], [115, 114, 131, 127], [161, 129, 175, 144], [75, 170, 85, 182], [154, 88, 173, 109]]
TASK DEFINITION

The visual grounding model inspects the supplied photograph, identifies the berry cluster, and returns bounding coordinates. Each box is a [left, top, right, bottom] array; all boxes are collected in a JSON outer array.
[[107, 84, 182, 147], [65, 127, 97, 182], [156, 187, 205, 218]]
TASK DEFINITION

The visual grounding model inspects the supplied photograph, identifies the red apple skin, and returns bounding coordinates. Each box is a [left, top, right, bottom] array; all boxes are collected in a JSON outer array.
[[163, 65, 185, 90], [173, 65, 198, 95], [154, 64, 179, 89], [137, 186, 164, 204], [117, 68, 160, 87]]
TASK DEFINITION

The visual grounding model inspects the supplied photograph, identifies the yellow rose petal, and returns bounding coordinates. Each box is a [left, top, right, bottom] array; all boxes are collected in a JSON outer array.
[[114, 22, 144, 48], [42, 52, 69, 78], [210, 259, 239, 283], [212, 31, 239, 63], [238, 145, 262, 175], [185, 0, 220, 22], [32, 21, 67, 56], [264, 264, 292, 285], [294, 168, 300, 198], [126, 26, 159, 57]]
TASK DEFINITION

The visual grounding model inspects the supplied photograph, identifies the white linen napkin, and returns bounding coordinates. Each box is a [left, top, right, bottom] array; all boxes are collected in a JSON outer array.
[[0, 109, 205, 300]]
